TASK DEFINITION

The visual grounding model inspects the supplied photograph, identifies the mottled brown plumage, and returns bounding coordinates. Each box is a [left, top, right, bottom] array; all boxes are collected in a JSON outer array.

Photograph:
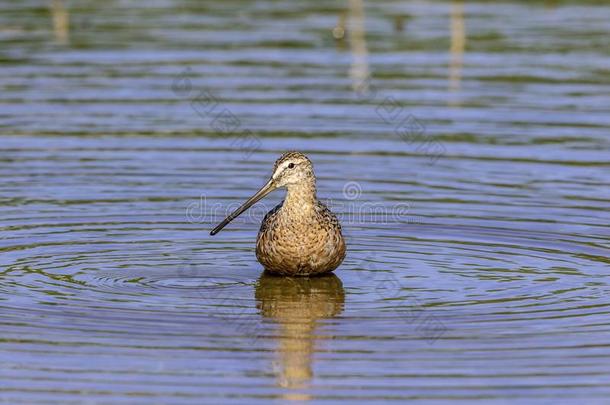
[[211, 152, 346, 276]]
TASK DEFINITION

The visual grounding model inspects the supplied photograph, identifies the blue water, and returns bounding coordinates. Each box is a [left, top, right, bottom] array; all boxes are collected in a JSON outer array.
[[1, 1, 609, 403]]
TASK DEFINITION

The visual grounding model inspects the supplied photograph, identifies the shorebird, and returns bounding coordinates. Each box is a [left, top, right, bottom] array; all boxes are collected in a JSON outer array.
[[210, 152, 346, 276]]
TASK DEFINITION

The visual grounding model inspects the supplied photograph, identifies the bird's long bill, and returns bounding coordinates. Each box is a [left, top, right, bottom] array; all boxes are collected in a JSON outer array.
[[210, 179, 275, 236]]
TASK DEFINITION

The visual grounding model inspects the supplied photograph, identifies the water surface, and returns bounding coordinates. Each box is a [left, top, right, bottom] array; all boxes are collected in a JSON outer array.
[[1, 1, 610, 403]]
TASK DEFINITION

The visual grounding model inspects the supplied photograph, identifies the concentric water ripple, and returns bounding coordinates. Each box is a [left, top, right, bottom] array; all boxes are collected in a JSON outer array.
[[2, 0, 610, 403], [1, 138, 609, 403]]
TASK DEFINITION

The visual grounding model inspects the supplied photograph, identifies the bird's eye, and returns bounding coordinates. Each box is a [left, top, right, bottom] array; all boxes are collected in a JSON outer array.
[[288, 163, 295, 169]]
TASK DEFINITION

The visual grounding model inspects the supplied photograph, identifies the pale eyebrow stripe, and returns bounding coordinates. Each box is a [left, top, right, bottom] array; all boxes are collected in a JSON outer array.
[[272, 161, 291, 178]]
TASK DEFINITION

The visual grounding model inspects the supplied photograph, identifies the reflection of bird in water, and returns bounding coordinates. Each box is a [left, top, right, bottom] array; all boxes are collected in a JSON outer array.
[[255, 273, 345, 399], [211, 152, 346, 276]]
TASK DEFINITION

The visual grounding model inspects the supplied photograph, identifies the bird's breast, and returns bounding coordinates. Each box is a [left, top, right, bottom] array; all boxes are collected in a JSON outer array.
[[255, 209, 345, 275]]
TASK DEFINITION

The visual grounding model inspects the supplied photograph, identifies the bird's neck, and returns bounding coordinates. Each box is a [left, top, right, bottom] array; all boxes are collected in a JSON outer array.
[[283, 181, 317, 214]]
